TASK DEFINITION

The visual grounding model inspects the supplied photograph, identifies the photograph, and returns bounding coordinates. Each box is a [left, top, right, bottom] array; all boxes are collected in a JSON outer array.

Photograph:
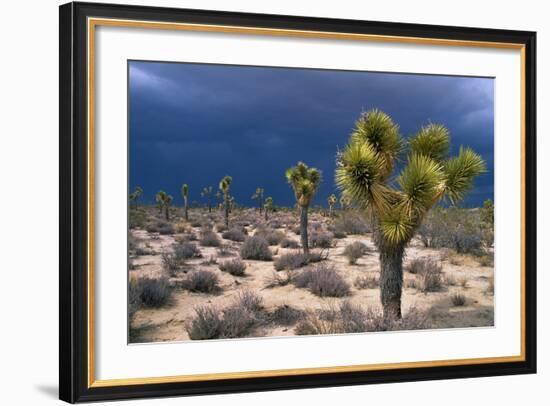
[[127, 61, 495, 343]]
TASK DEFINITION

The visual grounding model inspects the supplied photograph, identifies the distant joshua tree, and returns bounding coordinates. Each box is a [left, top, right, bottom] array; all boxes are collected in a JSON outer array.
[[129, 186, 143, 208], [482, 198, 494, 224], [336, 109, 485, 321], [155, 190, 173, 221], [181, 184, 189, 221], [201, 186, 213, 213], [264, 197, 273, 221], [252, 187, 265, 214], [219, 176, 233, 227], [286, 162, 322, 254], [327, 194, 337, 218]]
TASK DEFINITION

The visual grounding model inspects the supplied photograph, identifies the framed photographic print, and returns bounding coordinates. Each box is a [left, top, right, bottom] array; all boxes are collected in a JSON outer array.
[[59, 1, 537, 403]]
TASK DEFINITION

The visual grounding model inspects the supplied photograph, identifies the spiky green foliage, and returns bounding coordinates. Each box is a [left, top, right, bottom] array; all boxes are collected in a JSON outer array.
[[286, 162, 322, 254], [328, 194, 337, 217], [129, 186, 143, 206], [286, 162, 322, 207], [336, 109, 486, 246], [155, 190, 173, 220], [219, 176, 233, 227], [181, 184, 189, 220], [264, 196, 273, 220]]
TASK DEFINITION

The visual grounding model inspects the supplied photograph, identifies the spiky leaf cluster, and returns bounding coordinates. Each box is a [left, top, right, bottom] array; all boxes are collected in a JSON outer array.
[[285, 162, 322, 207], [336, 110, 486, 246]]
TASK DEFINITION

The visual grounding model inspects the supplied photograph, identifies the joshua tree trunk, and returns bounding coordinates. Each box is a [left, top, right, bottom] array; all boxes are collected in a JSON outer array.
[[300, 205, 309, 254], [164, 206, 170, 221], [224, 196, 229, 227], [264, 207, 268, 221], [378, 244, 405, 321], [329, 205, 333, 218], [184, 198, 188, 221]]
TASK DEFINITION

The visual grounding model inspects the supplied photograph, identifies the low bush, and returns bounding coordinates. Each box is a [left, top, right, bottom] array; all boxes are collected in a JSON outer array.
[[418, 268, 443, 293], [332, 230, 347, 239], [407, 258, 441, 275], [181, 270, 220, 293], [310, 232, 334, 249], [129, 208, 147, 229], [267, 305, 304, 326], [450, 292, 467, 306], [215, 222, 228, 233], [174, 242, 202, 261], [219, 259, 247, 276], [273, 252, 310, 271], [353, 274, 379, 289], [280, 238, 300, 249], [158, 222, 175, 235], [186, 291, 264, 340], [333, 212, 371, 235], [255, 227, 285, 246], [186, 305, 223, 340], [343, 241, 368, 265], [264, 271, 293, 288], [293, 264, 350, 297], [136, 277, 172, 307], [295, 303, 430, 335], [200, 230, 221, 247], [222, 227, 247, 242], [240, 236, 272, 261]]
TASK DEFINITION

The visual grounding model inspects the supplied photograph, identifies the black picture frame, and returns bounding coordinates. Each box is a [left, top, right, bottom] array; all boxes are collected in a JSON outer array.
[[59, 1, 537, 403]]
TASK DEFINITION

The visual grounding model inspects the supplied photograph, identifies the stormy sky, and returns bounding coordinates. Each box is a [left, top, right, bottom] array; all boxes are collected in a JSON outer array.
[[129, 60, 494, 208]]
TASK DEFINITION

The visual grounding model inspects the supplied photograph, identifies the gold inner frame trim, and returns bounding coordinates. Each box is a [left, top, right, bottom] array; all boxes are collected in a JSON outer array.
[[87, 17, 527, 388]]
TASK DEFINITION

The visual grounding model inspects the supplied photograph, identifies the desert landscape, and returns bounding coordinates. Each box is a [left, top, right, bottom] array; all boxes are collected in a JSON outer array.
[[127, 62, 495, 344], [128, 199, 494, 343]]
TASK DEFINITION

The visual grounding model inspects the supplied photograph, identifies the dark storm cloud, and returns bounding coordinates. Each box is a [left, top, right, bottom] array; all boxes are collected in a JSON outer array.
[[129, 61, 494, 208]]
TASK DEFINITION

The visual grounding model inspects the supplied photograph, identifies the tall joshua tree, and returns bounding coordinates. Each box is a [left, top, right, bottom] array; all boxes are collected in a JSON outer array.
[[201, 186, 213, 213], [252, 187, 265, 214], [336, 109, 485, 321], [181, 184, 189, 221], [219, 176, 233, 227], [155, 190, 173, 221], [286, 162, 322, 254], [129, 186, 143, 208], [264, 197, 273, 221], [327, 194, 337, 218]]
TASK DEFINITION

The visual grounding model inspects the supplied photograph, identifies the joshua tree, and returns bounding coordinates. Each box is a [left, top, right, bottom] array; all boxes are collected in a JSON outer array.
[[129, 186, 143, 208], [264, 197, 273, 221], [201, 186, 213, 213], [327, 194, 337, 218], [481, 198, 494, 225], [155, 190, 173, 221], [286, 162, 322, 254], [336, 109, 485, 321], [219, 176, 233, 227], [252, 187, 265, 214], [181, 184, 189, 221]]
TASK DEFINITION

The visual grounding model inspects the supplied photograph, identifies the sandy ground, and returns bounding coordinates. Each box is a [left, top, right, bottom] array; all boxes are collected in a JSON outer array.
[[129, 209, 494, 343]]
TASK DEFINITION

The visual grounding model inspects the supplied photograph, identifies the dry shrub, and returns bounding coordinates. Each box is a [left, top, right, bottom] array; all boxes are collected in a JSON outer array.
[[274, 252, 310, 271], [354, 274, 379, 289], [310, 232, 334, 249], [267, 305, 304, 326], [280, 238, 300, 249], [450, 292, 467, 306], [293, 264, 350, 297], [217, 243, 236, 257], [219, 259, 247, 276], [135, 277, 172, 307], [175, 241, 202, 261], [407, 258, 441, 274], [255, 227, 285, 246], [295, 303, 430, 335], [200, 230, 221, 247], [181, 270, 220, 293], [240, 236, 272, 261], [458, 276, 469, 288], [343, 241, 368, 265], [186, 291, 264, 340], [333, 212, 371, 235], [222, 227, 247, 242]]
